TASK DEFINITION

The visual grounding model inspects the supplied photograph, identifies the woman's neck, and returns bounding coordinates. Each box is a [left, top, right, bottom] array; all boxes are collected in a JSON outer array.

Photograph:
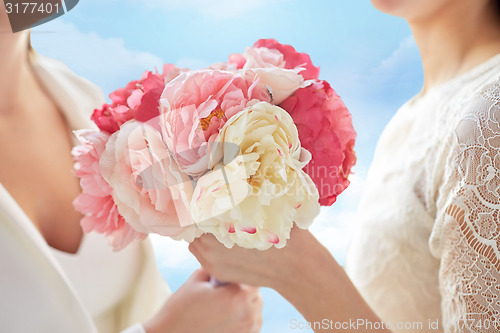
[[0, 31, 42, 116], [0, 0, 35, 115], [409, 1, 500, 94]]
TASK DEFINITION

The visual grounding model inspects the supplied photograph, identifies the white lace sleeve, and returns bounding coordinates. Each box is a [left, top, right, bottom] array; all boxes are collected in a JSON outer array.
[[433, 79, 500, 332]]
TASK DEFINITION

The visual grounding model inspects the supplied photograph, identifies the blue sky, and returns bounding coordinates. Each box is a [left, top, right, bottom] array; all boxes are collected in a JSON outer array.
[[32, 1, 423, 331]]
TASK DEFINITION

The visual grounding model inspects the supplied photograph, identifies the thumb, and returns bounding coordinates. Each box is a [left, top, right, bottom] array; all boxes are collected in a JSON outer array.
[[188, 267, 211, 283]]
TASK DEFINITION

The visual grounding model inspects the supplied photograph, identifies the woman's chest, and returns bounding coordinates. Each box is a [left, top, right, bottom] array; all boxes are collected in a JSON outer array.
[[0, 107, 83, 253]]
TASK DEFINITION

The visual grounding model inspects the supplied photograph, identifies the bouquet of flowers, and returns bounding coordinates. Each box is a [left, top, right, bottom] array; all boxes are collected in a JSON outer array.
[[72, 39, 356, 251]]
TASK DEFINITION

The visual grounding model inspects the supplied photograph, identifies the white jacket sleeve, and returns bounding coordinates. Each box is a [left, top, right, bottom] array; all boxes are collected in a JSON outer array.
[[120, 323, 147, 333]]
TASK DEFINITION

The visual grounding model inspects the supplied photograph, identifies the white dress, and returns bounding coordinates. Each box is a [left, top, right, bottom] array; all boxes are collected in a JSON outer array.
[[346, 54, 500, 333], [0, 53, 169, 333]]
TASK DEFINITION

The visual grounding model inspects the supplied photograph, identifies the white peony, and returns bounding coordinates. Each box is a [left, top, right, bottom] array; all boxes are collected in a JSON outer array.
[[190, 102, 320, 249]]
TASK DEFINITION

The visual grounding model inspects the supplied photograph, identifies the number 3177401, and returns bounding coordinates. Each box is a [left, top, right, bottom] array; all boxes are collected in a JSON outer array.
[[5, 2, 61, 15]]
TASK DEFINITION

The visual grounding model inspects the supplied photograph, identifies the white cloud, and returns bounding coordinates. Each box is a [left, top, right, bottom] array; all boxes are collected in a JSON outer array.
[[87, 0, 279, 19], [369, 35, 423, 99], [139, 0, 276, 19], [373, 35, 420, 77], [150, 235, 199, 269], [175, 57, 211, 70], [31, 20, 163, 97]]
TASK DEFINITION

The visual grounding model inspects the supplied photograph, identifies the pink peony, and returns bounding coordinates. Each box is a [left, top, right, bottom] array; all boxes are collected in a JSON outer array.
[[99, 120, 201, 241], [242, 67, 306, 105], [228, 53, 246, 69], [72, 130, 147, 250], [91, 64, 187, 133], [280, 80, 356, 206], [241, 46, 285, 69], [253, 39, 320, 80], [160, 70, 271, 176]]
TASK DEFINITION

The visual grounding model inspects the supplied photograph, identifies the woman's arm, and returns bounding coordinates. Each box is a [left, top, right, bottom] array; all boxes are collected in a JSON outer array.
[[190, 228, 391, 332], [429, 82, 500, 333]]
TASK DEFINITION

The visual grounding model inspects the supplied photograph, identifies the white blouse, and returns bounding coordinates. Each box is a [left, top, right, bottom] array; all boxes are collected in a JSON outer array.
[[346, 54, 500, 333], [0, 53, 169, 333]]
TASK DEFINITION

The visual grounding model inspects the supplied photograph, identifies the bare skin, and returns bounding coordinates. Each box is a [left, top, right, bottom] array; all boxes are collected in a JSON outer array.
[[0, 16, 83, 254], [0, 1, 263, 332], [189, 0, 500, 332]]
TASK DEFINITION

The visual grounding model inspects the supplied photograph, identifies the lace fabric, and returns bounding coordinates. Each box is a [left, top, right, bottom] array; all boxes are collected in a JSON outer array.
[[346, 54, 500, 333], [432, 79, 500, 332]]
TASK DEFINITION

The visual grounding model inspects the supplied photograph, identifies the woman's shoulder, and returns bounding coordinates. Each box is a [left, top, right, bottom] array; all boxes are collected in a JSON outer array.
[[453, 74, 500, 145], [29, 52, 105, 129], [454, 54, 500, 110], [30, 52, 104, 103]]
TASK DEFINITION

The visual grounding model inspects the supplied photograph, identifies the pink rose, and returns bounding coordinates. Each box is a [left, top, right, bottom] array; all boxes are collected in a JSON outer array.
[[160, 70, 271, 176], [91, 64, 188, 133], [253, 39, 320, 80], [280, 80, 356, 205], [72, 130, 146, 250], [99, 120, 201, 241]]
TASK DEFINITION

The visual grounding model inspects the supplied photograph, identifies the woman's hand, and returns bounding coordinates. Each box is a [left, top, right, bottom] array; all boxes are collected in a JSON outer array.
[[143, 268, 262, 333], [188, 227, 324, 289]]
